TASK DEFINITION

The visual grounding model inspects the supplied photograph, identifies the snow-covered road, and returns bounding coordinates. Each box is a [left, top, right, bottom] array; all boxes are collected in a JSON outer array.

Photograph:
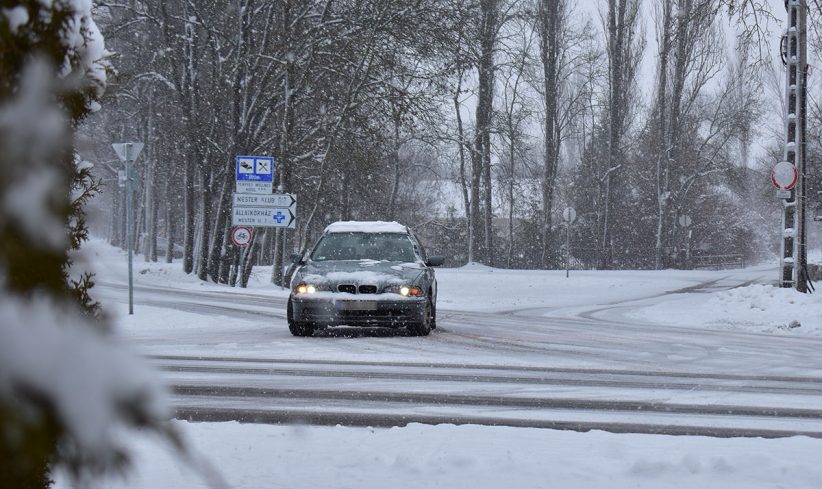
[[62, 242, 822, 488]]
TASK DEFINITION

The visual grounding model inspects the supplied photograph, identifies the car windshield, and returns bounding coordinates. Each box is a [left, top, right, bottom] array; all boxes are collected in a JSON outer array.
[[310, 232, 417, 262]]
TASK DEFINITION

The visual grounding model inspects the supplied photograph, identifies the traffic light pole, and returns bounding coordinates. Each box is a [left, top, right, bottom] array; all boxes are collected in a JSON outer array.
[[780, 0, 808, 292]]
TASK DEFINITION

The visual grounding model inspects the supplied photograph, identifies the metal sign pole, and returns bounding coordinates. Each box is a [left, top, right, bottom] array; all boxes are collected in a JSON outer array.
[[113, 141, 144, 313], [125, 143, 134, 314], [566, 222, 571, 279]]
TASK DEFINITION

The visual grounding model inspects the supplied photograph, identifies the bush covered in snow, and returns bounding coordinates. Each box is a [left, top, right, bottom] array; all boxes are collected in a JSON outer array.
[[0, 2, 172, 488]]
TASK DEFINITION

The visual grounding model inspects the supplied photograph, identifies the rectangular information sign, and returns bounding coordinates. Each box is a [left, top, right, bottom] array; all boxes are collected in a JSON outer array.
[[232, 207, 296, 228], [233, 193, 296, 209], [236, 156, 274, 194]]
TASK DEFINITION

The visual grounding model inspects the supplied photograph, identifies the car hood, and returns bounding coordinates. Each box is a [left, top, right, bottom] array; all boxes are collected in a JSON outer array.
[[294, 260, 425, 289]]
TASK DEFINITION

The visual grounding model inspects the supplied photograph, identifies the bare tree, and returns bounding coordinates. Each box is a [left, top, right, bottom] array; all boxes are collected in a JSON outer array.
[[600, 0, 642, 268], [652, 0, 724, 268], [498, 17, 536, 267]]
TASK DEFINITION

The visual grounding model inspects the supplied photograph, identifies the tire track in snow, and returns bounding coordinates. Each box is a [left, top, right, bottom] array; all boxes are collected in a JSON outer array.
[[173, 406, 822, 440]]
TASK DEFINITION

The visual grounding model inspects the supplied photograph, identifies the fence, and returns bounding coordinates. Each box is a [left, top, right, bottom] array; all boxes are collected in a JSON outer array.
[[689, 254, 746, 270]]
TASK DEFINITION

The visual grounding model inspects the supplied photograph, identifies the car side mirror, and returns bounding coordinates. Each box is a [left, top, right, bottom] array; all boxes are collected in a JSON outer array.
[[290, 252, 305, 264], [427, 256, 445, 267]]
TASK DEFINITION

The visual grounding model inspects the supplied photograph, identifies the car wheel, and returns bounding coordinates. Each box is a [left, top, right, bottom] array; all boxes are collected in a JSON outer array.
[[407, 298, 433, 337], [287, 298, 314, 337]]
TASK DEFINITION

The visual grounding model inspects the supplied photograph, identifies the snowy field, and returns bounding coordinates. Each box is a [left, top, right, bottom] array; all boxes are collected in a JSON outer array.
[[54, 240, 822, 489]]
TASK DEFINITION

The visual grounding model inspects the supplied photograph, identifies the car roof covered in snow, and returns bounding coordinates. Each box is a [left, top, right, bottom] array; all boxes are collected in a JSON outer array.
[[324, 221, 408, 234]]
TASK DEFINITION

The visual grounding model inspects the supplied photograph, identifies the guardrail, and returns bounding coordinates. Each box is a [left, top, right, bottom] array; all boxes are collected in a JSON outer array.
[[690, 254, 746, 270]]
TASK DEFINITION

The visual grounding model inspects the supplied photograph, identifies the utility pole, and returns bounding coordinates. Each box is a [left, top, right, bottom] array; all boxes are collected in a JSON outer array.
[[779, 0, 808, 292]]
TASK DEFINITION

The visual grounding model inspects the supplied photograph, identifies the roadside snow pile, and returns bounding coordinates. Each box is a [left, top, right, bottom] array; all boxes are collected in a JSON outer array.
[[633, 284, 822, 335], [54, 421, 822, 489], [709, 284, 822, 333]]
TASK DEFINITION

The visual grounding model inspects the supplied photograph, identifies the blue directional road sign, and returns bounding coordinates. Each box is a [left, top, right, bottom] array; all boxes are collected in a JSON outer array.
[[236, 156, 275, 194]]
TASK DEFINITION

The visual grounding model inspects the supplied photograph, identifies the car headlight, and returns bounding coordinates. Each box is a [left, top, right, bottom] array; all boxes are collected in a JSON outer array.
[[392, 285, 424, 297], [295, 283, 318, 295]]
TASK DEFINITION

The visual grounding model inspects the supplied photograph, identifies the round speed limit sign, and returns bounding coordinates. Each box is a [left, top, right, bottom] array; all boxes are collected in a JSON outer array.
[[231, 226, 253, 247]]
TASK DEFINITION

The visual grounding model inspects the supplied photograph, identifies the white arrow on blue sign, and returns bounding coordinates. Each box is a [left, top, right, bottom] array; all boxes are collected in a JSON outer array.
[[232, 206, 296, 228]]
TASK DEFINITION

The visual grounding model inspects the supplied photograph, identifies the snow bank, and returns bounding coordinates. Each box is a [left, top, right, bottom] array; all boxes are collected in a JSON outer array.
[[632, 284, 822, 335], [55, 421, 822, 489]]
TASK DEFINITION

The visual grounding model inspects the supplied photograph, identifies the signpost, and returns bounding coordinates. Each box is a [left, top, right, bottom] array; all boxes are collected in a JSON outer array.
[[231, 184, 296, 228], [235, 156, 274, 194], [231, 226, 253, 247], [232, 206, 296, 228], [771, 161, 798, 192], [562, 207, 576, 278], [112, 142, 144, 315], [232, 155, 296, 288], [232, 192, 295, 208]]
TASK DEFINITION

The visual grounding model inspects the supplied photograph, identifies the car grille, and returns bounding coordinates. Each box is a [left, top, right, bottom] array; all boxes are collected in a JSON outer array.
[[338, 284, 357, 294], [358, 285, 378, 294]]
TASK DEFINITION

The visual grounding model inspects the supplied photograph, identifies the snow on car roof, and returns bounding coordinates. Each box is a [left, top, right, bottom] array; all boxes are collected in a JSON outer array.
[[324, 221, 408, 234]]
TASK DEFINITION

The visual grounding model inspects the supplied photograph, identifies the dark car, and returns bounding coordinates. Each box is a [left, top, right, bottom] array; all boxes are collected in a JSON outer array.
[[287, 221, 444, 337]]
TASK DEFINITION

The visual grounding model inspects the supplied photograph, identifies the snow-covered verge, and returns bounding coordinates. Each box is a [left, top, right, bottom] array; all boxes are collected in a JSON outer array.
[[92, 238, 822, 339], [631, 284, 822, 335], [85, 238, 760, 313], [83, 238, 292, 297], [90, 238, 822, 339], [434, 264, 754, 313], [55, 421, 822, 489]]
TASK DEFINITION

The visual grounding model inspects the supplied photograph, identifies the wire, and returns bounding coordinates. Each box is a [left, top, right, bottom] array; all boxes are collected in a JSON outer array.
[[803, 267, 815, 293], [781, 34, 789, 66]]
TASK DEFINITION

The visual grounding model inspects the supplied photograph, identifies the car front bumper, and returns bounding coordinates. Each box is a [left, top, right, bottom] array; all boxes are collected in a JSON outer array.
[[290, 294, 426, 327]]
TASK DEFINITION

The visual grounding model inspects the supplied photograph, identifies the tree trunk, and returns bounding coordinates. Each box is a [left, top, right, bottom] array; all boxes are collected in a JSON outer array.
[[454, 72, 472, 264], [538, 0, 561, 269], [601, 0, 633, 269], [207, 178, 232, 282], [654, 0, 673, 270], [196, 169, 214, 281], [240, 234, 260, 288], [164, 177, 175, 263], [507, 113, 515, 269], [388, 110, 402, 220], [473, 0, 499, 265], [179, 8, 199, 275]]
